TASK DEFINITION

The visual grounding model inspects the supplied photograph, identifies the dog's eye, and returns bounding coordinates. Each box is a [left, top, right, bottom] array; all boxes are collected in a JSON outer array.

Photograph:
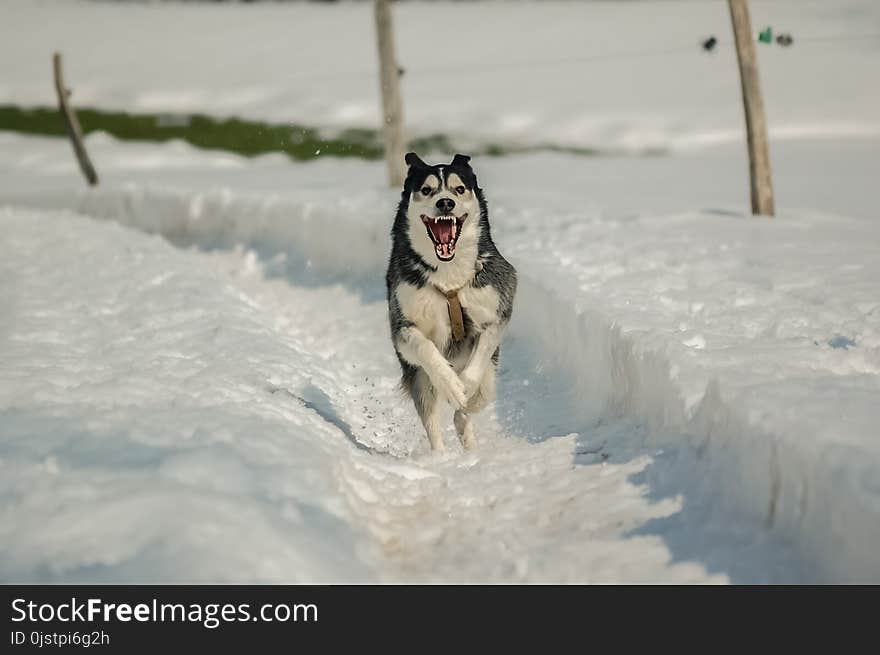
[[420, 186, 432, 196], [455, 186, 466, 194]]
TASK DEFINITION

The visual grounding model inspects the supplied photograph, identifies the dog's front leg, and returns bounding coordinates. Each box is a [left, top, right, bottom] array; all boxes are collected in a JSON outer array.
[[460, 322, 503, 400], [395, 325, 468, 409]]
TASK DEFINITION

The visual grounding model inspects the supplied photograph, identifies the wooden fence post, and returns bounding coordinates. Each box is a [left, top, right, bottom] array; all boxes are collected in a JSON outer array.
[[53, 52, 98, 187], [728, 0, 774, 216], [374, 0, 406, 187]]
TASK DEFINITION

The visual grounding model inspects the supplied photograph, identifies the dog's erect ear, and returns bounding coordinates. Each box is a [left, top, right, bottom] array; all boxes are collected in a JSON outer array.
[[451, 154, 471, 168], [405, 152, 428, 169]]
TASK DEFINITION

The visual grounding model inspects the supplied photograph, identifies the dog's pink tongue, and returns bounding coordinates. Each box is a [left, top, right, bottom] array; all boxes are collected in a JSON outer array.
[[431, 221, 454, 244]]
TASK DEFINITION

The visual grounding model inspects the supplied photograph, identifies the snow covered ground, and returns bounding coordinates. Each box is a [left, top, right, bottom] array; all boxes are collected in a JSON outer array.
[[0, 130, 877, 583], [0, 204, 729, 583], [2, 0, 879, 153]]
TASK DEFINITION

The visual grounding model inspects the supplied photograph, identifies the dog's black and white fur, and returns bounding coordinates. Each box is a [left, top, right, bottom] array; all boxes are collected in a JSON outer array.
[[386, 153, 516, 451]]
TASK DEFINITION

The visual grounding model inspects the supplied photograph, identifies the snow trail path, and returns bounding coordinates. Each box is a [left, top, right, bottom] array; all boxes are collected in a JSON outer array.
[[1, 205, 803, 583], [226, 253, 715, 582]]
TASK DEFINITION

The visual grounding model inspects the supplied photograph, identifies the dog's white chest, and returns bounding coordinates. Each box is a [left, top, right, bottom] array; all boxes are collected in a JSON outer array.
[[396, 283, 452, 347], [457, 285, 501, 327], [395, 282, 501, 349]]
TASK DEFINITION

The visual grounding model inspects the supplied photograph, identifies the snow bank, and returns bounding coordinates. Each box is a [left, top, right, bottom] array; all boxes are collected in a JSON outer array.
[[2, 0, 879, 153], [5, 174, 877, 581], [0, 206, 380, 582], [510, 230, 880, 582]]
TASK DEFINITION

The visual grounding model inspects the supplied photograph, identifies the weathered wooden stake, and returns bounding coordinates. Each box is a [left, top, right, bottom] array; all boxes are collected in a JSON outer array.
[[374, 0, 406, 187], [728, 0, 774, 216], [53, 52, 98, 187]]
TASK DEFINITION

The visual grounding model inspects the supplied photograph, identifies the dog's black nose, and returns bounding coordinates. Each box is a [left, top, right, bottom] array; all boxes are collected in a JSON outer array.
[[435, 198, 455, 214]]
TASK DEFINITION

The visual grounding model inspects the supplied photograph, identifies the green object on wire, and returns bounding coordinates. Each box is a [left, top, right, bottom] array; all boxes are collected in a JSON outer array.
[[758, 26, 773, 43]]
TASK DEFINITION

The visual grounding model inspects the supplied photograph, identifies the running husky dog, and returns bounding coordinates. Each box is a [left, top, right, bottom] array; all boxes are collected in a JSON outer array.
[[386, 153, 516, 451]]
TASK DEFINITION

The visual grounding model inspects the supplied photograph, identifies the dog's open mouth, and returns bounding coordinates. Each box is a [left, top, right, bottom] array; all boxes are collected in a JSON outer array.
[[420, 213, 468, 261]]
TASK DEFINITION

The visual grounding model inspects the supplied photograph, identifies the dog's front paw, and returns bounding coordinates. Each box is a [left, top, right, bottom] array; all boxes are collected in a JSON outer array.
[[434, 367, 468, 410], [460, 367, 483, 401]]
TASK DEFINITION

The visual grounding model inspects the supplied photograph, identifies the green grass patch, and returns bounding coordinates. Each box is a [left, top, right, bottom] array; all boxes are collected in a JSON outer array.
[[0, 104, 385, 161], [0, 104, 625, 162]]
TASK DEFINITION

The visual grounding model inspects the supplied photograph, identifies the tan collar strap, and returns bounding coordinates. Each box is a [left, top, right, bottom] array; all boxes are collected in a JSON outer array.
[[434, 260, 481, 343], [445, 289, 465, 342]]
